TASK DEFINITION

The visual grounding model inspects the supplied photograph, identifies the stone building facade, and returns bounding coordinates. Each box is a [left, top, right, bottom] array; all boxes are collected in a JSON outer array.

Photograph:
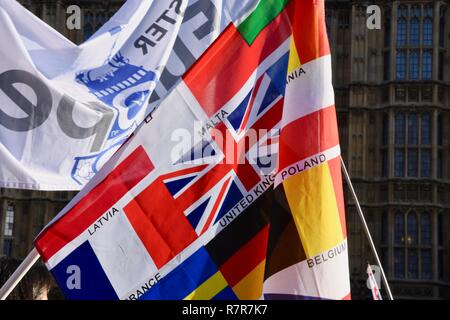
[[0, 0, 448, 299]]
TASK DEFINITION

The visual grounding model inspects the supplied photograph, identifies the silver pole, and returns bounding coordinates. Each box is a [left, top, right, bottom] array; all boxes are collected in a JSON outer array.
[[340, 156, 394, 300], [0, 247, 40, 300]]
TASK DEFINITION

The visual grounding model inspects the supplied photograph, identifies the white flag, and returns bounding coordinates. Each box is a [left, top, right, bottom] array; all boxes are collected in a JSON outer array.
[[0, 0, 259, 190]]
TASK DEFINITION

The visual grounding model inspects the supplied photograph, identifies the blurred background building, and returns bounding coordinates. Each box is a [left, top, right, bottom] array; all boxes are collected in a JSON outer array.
[[0, 0, 448, 299]]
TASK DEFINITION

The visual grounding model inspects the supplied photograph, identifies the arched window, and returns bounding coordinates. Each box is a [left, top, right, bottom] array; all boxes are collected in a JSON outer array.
[[421, 113, 431, 145], [409, 50, 419, 79], [423, 6, 433, 46], [420, 213, 431, 245], [397, 6, 408, 46], [421, 113, 432, 177], [421, 149, 431, 177], [421, 249, 432, 279], [410, 17, 420, 46], [394, 248, 405, 278], [407, 212, 418, 245], [395, 212, 405, 244], [408, 248, 418, 278], [408, 149, 418, 177], [408, 114, 418, 144], [395, 113, 405, 144]]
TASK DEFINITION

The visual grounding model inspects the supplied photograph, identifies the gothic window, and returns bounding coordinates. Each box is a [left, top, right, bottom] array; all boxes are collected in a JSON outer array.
[[421, 213, 432, 245], [421, 149, 431, 177], [408, 148, 418, 177], [395, 113, 405, 144], [395, 212, 405, 244], [408, 114, 418, 144], [423, 5, 434, 46], [394, 248, 405, 278], [407, 213, 418, 245], [396, 51, 406, 80], [395, 149, 405, 177], [394, 211, 436, 280], [422, 50, 433, 80], [3, 204, 15, 257], [397, 6, 407, 47], [393, 112, 435, 178], [410, 8, 420, 46], [395, 4, 436, 80], [421, 249, 432, 280], [409, 50, 420, 80], [408, 248, 419, 278], [421, 113, 431, 145]]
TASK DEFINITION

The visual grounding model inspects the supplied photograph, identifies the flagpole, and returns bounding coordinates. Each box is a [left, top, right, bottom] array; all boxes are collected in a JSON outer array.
[[340, 156, 394, 300], [0, 248, 40, 300]]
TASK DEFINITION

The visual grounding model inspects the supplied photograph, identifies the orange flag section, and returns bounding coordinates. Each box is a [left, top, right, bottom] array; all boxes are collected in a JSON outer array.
[[288, 0, 330, 66], [283, 161, 345, 258]]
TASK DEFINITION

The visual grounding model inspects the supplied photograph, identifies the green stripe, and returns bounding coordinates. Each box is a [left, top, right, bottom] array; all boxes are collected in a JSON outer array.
[[237, 0, 291, 45]]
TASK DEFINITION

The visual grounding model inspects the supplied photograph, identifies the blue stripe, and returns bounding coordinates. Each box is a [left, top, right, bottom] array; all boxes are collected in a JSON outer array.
[[51, 241, 119, 300], [140, 247, 218, 300], [214, 181, 243, 223], [165, 175, 197, 196], [228, 91, 251, 131], [212, 287, 238, 300], [187, 198, 211, 230]]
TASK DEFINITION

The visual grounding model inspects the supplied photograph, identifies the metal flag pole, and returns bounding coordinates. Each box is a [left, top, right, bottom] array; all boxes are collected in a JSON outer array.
[[0, 247, 40, 300], [340, 156, 394, 300]]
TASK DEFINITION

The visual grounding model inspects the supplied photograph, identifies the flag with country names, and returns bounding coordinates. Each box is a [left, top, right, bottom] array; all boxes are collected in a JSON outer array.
[[265, 0, 351, 300], [34, 0, 351, 300]]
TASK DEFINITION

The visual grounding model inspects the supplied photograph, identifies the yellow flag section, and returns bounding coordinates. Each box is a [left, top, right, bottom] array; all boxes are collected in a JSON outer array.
[[265, 0, 351, 300], [283, 163, 344, 258]]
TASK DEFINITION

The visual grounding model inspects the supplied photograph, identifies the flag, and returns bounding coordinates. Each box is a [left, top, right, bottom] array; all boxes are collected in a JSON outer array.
[[0, 0, 260, 190], [264, 0, 351, 300], [34, 0, 351, 300], [367, 264, 383, 300]]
